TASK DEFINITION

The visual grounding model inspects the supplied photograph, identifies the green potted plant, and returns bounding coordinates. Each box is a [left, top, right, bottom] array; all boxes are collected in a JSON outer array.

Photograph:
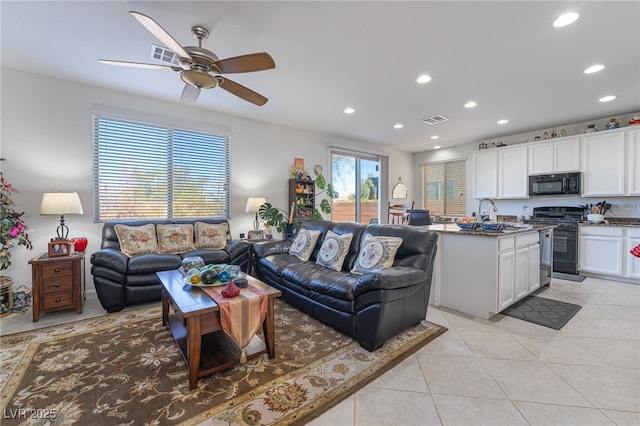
[[258, 171, 338, 234]]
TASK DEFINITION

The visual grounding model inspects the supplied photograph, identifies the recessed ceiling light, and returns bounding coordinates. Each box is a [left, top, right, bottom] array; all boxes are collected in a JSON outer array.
[[344, 107, 355, 114], [599, 95, 616, 102], [497, 119, 509, 125], [553, 12, 579, 28], [393, 123, 404, 129], [433, 145, 441, 149], [416, 74, 432, 84], [430, 135, 440, 140], [464, 101, 477, 108], [584, 64, 605, 74]]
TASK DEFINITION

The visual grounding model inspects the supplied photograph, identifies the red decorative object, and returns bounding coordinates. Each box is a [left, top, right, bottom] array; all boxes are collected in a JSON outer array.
[[70, 237, 88, 252], [631, 244, 640, 258], [221, 280, 240, 298]]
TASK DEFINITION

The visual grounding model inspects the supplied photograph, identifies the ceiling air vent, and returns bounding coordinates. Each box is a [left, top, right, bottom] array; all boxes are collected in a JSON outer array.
[[150, 44, 180, 66], [422, 114, 449, 125]]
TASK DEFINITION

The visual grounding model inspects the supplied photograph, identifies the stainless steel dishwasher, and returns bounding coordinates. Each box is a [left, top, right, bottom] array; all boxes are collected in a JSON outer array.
[[539, 228, 553, 286]]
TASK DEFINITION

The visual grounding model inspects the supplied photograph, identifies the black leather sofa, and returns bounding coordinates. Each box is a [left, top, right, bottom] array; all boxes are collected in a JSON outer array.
[[91, 218, 250, 312], [252, 220, 438, 351]]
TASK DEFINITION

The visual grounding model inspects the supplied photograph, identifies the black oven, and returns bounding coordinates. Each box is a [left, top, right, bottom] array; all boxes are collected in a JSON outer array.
[[529, 172, 581, 196]]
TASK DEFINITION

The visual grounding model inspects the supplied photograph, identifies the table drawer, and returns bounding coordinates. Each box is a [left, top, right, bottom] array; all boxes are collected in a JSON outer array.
[[42, 262, 73, 278], [42, 277, 73, 294], [42, 293, 74, 310]]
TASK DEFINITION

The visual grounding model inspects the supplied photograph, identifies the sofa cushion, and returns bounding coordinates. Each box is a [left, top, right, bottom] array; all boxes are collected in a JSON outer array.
[[316, 230, 353, 271], [156, 224, 194, 254], [114, 224, 159, 257], [194, 222, 228, 249], [351, 234, 403, 274], [290, 228, 321, 261]]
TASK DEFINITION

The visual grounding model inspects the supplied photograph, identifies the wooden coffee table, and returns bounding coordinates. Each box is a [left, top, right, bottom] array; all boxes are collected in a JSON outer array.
[[156, 270, 281, 390]]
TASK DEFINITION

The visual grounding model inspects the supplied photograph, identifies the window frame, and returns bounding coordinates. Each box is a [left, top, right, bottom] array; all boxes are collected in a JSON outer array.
[[92, 108, 231, 222]]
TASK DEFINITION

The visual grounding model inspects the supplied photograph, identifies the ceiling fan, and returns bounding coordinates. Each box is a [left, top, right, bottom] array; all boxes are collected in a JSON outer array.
[[99, 11, 275, 106]]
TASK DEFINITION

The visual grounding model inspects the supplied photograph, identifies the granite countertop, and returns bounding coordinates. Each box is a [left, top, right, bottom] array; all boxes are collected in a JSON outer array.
[[579, 217, 640, 228], [424, 223, 554, 236]]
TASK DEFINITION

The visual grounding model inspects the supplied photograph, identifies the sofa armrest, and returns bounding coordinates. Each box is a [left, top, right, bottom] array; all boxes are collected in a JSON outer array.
[[352, 266, 427, 295], [253, 240, 292, 258], [225, 240, 252, 262], [90, 248, 129, 274]]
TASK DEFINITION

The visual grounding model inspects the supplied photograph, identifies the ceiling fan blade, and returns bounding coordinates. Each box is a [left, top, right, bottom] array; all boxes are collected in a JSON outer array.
[[180, 83, 201, 103], [218, 77, 268, 106], [213, 52, 275, 74], [99, 59, 176, 70], [130, 11, 191, 61]]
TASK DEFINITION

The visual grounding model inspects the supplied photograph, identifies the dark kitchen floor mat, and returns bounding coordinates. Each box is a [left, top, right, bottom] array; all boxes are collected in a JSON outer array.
[[501, 295, 581, 330], [552, 272, 586, 282]]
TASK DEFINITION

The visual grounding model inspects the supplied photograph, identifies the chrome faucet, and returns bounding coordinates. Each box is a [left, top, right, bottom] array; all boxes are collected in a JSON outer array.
[[478, 198, 498, 221]]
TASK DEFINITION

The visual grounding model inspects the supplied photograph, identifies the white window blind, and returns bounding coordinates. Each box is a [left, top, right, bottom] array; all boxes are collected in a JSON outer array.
[[422, 160, 466, 216], [93, 115, 230, 221]]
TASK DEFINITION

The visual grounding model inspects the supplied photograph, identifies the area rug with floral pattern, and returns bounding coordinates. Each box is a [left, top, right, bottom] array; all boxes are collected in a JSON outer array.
[[0, 300, 446, 425]]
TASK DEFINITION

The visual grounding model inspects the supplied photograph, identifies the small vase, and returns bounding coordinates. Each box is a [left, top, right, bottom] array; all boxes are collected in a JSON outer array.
[[221, 280, 240, 298], [1, 276, 14, 317]]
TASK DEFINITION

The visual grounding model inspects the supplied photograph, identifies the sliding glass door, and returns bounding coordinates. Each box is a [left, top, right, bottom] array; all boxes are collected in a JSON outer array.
[[330, 150, 380, 224]]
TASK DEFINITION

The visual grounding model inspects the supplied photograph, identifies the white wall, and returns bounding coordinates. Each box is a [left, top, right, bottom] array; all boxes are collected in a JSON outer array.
[[0, 68, 411, 285]]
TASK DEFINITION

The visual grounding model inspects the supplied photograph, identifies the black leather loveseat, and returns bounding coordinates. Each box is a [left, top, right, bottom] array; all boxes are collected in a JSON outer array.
[[91, 218, 250, 312], [252, 220, 438, 351]]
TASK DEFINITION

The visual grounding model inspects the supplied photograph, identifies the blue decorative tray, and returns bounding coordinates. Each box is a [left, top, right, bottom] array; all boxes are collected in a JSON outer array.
[[456, 221, 478, 230], [478, 222, 505, 232]]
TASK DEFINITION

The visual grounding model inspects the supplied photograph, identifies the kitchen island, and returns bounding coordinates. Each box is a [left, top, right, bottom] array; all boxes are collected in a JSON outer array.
[[424, 223, 555, 319]]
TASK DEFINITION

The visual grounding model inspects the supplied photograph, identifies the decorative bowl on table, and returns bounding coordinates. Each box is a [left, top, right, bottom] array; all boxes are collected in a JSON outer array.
[[478, 222, 505, 232], [456, 221, 478, 230]]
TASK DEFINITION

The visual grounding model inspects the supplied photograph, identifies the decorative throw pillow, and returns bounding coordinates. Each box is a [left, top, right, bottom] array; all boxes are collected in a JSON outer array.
[[316, 230, 353, 271], [289, 228, 321, 261], [114, 224, 159, 257], [194, 222, 228, 249], [156, 224, 194, 254], [351, 234, 403, 274]]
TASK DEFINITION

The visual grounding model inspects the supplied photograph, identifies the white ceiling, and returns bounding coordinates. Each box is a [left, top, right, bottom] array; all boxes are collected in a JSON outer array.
[[2, 1, 639, 153]]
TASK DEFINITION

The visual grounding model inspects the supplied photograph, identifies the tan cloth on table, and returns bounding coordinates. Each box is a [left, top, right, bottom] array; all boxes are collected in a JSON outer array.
[[201, 285, 267, 362]]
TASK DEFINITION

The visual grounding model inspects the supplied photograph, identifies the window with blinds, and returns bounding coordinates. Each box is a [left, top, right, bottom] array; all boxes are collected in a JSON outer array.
[[93, 115, 230, 221], [422, 159, 466, 216]]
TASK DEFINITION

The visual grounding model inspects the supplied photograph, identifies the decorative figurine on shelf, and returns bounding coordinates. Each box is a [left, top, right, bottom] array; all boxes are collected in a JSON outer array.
[[605, 117, 620, 130], [559, 128, 567, 137], [629, 113, 640, 126], [478, 142, 488, 150], [543, 131, 550, 140], [584, 122, 598, 133]]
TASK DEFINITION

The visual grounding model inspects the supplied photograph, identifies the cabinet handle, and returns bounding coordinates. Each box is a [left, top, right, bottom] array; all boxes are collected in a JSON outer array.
[[55, 283, 61, 288], [55, 298, 61, 303], [55, 268, 60, 272]]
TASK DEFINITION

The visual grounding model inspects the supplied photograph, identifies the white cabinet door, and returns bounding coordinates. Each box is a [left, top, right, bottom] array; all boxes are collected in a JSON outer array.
[[498, 146, 529, 198], [580, 235, 624, 276], [582, 131, 626, 196], [554, 137, 581, 172], [528, 142, 553, 174], [628, 128, 640, 196], [514, 247, 529, 301], [626, 228, 640, 279], [498, 250, 515, 310], [528, 244, 540, 292], [473, 151, 498, 199]]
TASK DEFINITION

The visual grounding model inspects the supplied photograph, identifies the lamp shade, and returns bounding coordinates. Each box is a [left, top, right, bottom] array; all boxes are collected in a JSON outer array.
[[245, 197, 266, 213], [40, 192, 84, 215]]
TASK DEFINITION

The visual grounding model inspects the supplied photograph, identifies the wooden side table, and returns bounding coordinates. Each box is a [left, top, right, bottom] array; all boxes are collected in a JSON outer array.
[[29, 252, 85, 322]]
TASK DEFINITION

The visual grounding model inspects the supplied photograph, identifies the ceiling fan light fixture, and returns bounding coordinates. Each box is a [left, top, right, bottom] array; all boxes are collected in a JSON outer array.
[[180, 70, 218, 89]]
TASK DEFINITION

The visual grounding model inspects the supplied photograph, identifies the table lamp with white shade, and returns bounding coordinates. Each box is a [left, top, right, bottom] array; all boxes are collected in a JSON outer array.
[[245, 197, 266, 230], [40, 192, 84, 240]]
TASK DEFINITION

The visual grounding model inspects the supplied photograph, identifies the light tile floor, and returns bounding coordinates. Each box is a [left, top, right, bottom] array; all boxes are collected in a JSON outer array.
[[1, 277, 638, 425], [309, 277, 640, 426]]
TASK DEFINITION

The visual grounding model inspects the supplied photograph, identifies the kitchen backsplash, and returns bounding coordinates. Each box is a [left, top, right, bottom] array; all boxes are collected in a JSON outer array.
[[485, 197, 640, 219]]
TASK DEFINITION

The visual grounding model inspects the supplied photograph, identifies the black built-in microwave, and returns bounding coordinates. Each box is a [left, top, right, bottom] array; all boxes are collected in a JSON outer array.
[[529, 172, 581, 196]]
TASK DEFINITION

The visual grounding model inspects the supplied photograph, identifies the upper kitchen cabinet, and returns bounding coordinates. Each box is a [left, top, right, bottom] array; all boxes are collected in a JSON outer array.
[[472, 150, 498, 198], [628, 128, 640, 196], [581, 130, 626, 196], [473, 145, 528, 199], [528, 137, 580, 175]]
